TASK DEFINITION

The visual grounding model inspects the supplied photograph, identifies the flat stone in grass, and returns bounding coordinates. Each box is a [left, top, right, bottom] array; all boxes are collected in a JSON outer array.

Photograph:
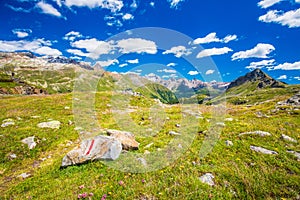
[[281, 134, 297, 143], [106, 129, 139, 150], [225, 140, 233, 146], [61, 135, 122, 167], [250, 146, 278, 155], [1, 119, 15, 127], [169, 131, 181, 136], [199, 173, 215, 186], [21, 136, 37, 149], [18, 172, 30, 179], [37, 120, 61, 129], [239, 131, 271, 137]]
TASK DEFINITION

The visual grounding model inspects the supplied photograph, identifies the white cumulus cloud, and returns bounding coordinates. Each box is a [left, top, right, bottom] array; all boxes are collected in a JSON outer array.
[[67, 49, 88, 57], [167, 63, 177, 67], [168, 0, 185, 9], [119, 63, 128, 67], [71, 38, 114, 59], [277, 75, 287, 80], [196, 47, 232, 59], [63, 31, 83, 41], [96, 59, 119, 67], [12, 29, 32, 38], [246, 59, 275, 70], [117, 38, 157, 54], [193, 32, 237, 44], [205, 70, 215, 75], [271, 61, 300, 70], [126, 59, 139, 64], [259, 8, 300, 28], [231, 43, 275, 60], [188, 71, 199, 76], [258, 0, 283, 8], [157, 69, 177, 73], [122, 13, 134, 20], [36, 2, 62, 18], [64, 0, 123, 13], [0, 38, 62, 56], [163, 46, 192, 58]]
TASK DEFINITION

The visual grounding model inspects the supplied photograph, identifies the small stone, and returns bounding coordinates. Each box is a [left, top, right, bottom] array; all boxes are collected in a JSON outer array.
[[281, 134, 297, 143], [144, 150, 150, 154], [9, 154, 17, 159], [175, 124, 181, 128], [74, 127, 83, 131], [1, 121, 15, 127], [18, 172, 30, 179], [21, 136, 37, 149], [68, 120, 73, 125], [64, 106, 70, 110], [145, 143, 154, 148], [216, 122, 225, 127], [239, 131, 271, 137], [31, 116, 41, 119], [137, 157, 147, 166], [199, 173, 215, 186], [37, 120, 61, 129], [225, 140, 233, 146], [250, 146, 278, 155], [169, 131, 181, 136], [225, 118, 233, 121], [16, 117, 22, 120]]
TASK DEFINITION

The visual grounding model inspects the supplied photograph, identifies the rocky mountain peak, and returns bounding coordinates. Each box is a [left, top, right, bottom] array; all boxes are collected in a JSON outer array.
[[227, 69, 286, 90]]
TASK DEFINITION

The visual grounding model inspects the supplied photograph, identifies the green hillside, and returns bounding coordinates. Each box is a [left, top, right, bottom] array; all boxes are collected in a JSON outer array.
[[136, 83, 179, 104]]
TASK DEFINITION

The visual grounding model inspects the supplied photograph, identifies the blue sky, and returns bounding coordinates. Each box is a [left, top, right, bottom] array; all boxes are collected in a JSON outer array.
[[0, 0, 300, 83]]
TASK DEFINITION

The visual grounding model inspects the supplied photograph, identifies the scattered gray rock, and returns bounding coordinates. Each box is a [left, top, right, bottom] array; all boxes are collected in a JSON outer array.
[[21, 136, 37, 149], [18, 172, 30, 179], [287, 151, 300, 161], [61, 135, 122, 167], [1, 119, 15, 127], [199, 173, 215, 186], [16, 117, 22, 121], [216, 122, 225, 127], [74, 126, 83, 131], [31, 116, 41, 119], [145, 143, 154, 148], [225, 118, 233, 122], [37, 120, 61, 129], [106, 129, 139, 150], [175, 124, 181, 128], [281, 134, 297, 143], [225, 140, 233, 146], [239, 131, 271, 137], [250, 146, 278, 155], [255, 111, 269, 118], [144, 150, 150, 155], [169, 131, 181, 136], [9, 154, 17, 159], [137, 157, 147, 166]]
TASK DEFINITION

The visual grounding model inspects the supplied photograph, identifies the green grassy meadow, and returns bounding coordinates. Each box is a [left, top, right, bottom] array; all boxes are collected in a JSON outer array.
[[0, 88, 299, 199]]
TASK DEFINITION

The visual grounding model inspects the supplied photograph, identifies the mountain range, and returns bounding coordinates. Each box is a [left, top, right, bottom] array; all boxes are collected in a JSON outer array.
[[0, 52, 294, 105]]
